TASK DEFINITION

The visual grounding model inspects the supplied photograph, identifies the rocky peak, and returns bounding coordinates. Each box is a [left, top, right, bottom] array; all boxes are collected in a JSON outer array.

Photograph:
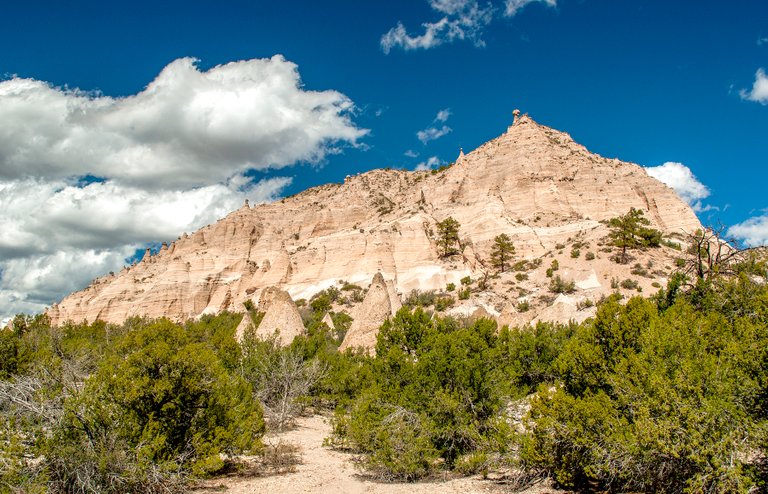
[[47, 113, 702, 335]]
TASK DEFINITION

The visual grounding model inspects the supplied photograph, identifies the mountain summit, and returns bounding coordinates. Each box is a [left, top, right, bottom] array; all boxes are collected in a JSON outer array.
[[48, 113, 701, 329]]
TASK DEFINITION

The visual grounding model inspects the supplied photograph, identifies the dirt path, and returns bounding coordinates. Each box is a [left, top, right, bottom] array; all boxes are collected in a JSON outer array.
[[193, 415, 560, 494]]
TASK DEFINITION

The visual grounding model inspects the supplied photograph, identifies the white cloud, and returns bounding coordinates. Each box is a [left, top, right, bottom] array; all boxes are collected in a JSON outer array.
[[381, 1, 494, 53], [645, 162, 711, 212], [417, 109, 454, 144], [430, 0, 473, 15], [739, 68, 768, 105], [758, 37, 768, 46], [404, 149, 420, 158], [415, 156, 444, 171], [504, 0, 556, 17], [728, 215, 768, 247], [0, 56, 366, 189], [0, 56, 365, 321], [417, 125, 453, 144]]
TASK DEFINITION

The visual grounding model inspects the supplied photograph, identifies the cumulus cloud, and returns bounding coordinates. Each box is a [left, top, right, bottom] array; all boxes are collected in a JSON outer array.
[[740, 68, 768, 105], [0, 56, 365, 321], [504, 0, 556, 17], [415, 156, 444, 171], [404, 149, 420, 158], [728, 215, 768, 247], [381, 0, 494, 53], [645, 162, 711, 212], [417, 109, 454, 144], [0, 56, 366, 189]]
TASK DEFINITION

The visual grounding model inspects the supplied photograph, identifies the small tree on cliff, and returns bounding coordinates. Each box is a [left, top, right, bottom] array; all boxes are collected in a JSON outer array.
[[436, 217, 461, 258], [490, 233, 515, 272], [608, 208, 661, 263]]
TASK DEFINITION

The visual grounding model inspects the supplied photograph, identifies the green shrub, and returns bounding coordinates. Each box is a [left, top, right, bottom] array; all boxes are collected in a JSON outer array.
[[549, 276, 576, 294], [523, 293, 768, 492], [40, 320, 264, 492], [458, 288, 471, 300], [435, 296, 455, 312], [585, 251, 596, 261], [570, 248, 580, 258], [446, 282, 456, 292], [515, 272, 528, 282], [620, 278, 639, 290], [404, 289, 438, 308]]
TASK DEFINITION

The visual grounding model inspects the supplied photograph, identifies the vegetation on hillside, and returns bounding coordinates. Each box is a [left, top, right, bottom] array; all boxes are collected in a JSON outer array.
[[2, 242, 767, 493]]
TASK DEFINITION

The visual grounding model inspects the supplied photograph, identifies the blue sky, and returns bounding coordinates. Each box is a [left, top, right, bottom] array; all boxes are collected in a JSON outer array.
[[0, 0, 766, 319]]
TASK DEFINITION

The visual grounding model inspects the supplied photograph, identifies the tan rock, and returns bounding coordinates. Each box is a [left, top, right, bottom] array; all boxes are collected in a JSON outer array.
[[497, 301, 536, 330], [339, 273, 398, 353], [321, 312, 335, 330], [47, 114, 702, 329], [254, 289, 306, 346], [235, 312, 255, 340]]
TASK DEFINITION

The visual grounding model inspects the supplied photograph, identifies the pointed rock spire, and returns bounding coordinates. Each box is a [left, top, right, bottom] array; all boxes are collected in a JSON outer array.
[[321, 312, 335, 330], [339, 272, 400, 353], [252, 289, 306, 345], [456, 147, 466, 166]]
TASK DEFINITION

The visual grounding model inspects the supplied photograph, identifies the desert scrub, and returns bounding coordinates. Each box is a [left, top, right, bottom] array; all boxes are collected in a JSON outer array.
[[549, 275, 576, 294]]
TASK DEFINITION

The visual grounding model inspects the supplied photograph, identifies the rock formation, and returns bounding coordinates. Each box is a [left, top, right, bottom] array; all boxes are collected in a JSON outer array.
[[234, 312, 254, 340], [47, 113, 702, 331], [252, 289, 306, 346], [321, 312, 336, 331], [339, 273, 400, 353]]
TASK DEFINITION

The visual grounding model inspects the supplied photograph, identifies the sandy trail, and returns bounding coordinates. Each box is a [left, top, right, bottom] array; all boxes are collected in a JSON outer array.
[[193, 415, 560, 494]]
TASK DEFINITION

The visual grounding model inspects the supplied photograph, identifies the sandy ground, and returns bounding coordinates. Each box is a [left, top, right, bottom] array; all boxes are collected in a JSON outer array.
[[192, 415, 563, 494]]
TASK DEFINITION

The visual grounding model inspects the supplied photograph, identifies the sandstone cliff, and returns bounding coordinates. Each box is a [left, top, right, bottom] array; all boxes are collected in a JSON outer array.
[[48, 113, 701, 330]]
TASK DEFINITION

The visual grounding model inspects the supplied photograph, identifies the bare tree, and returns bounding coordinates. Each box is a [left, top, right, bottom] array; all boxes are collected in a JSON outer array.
[[681, 226, 763, 283]]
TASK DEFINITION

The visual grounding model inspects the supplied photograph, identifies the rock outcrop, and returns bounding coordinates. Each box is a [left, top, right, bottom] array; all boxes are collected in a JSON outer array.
[[339, 273, 400, 353], [234, 312, 254, 340], [321, 312, 336, 331], [252, 289, 306, 346], [47, 113, 702, 330]]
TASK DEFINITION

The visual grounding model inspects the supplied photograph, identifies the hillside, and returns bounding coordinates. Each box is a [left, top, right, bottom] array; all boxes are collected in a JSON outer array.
[[47, 113, 701, 330]]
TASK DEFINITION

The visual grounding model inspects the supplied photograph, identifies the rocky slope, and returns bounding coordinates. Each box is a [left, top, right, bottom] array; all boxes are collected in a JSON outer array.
[[48, 113, 701, 331]]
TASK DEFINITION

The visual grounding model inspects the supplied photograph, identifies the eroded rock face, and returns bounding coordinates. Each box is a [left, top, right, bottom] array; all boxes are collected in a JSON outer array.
[[339, 273, 399, 353], [48, 114, 701, 328]]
